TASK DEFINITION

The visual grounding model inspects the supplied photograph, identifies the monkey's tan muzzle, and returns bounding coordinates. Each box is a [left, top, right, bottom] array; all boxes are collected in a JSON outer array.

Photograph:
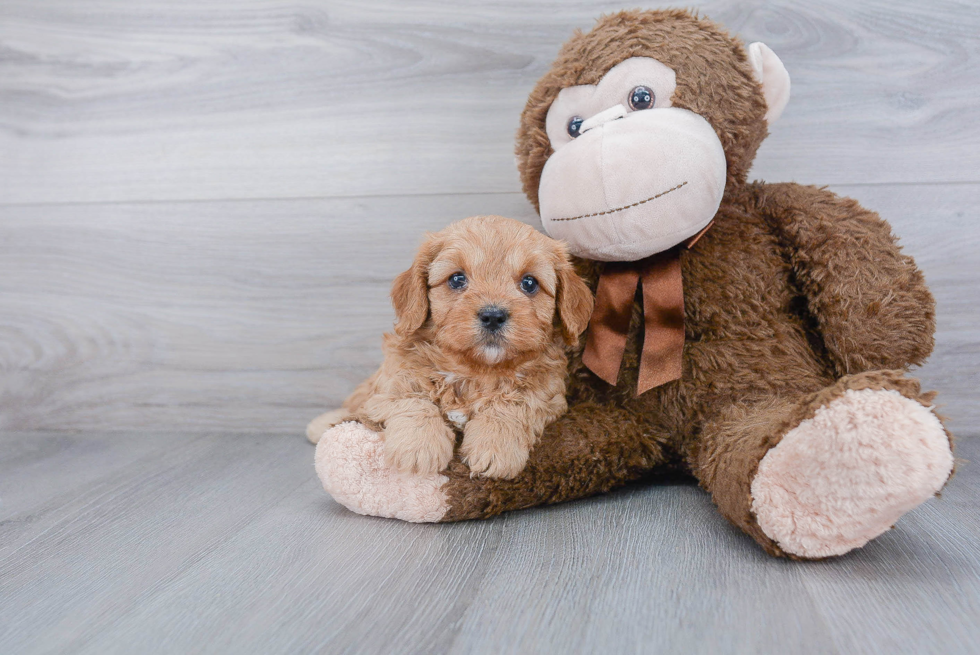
[[538, 107, 726, 262]]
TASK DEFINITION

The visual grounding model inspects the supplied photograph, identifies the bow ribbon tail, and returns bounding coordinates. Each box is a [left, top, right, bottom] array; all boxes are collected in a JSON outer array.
[[636, 250, 686, 394], [582, 265, 640, 386]]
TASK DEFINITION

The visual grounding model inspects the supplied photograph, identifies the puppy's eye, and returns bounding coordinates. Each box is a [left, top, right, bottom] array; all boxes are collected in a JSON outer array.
[[448, 272, 467, 290], [567, 116, 584, 138], [628, 85, 655, 110], [520, 275, 539, 295]]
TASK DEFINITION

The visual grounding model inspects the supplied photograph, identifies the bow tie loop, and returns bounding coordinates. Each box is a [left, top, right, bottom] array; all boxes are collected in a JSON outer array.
[[580, 222, 711, 395]]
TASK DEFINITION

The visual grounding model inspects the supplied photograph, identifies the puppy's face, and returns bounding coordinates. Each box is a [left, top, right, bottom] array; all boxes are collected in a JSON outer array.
[[391, 216, 593, 366], [426, 224, 559, 365]]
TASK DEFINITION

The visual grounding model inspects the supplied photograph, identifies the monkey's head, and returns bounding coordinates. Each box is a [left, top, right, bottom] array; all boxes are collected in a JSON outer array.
[[516, 10, 790, 262]]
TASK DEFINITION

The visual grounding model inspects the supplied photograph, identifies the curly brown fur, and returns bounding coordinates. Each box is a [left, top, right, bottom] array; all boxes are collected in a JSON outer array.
[[433, 10, 948, 558], [693, 370, 950, 559], [325, 215, 593, 479]]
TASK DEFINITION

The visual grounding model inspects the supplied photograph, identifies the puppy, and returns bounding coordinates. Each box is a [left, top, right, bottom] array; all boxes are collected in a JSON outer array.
[[307, 215, 593, 479]]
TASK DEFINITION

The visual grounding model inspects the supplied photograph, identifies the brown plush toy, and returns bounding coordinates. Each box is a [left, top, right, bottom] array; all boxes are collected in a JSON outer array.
[[312, 9, 955, 559]]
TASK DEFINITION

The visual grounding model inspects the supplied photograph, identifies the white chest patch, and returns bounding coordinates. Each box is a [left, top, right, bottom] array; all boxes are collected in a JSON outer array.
[[445, 410, 469, 430]]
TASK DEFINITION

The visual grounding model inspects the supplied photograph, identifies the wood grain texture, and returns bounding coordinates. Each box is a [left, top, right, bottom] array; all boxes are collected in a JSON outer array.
[[1, 184, 977, 434], [2, 0, 977, 433], [2, 3, 978, 653], [0, 192, 538, 433], [1, 431, 978, 654], [1, 0, 978, 205]]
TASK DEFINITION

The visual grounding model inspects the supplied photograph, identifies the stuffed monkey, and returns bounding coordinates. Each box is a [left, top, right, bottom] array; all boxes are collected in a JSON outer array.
[[312, 9, 954, 559]]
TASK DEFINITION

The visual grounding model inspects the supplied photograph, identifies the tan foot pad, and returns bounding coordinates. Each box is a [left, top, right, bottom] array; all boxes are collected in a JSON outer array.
[[751, 389, 953, 558], [315, 421, 449, 522]]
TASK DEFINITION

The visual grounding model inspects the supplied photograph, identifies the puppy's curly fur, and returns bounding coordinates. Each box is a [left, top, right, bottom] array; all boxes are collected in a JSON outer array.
[[308, 215, 593, 479]]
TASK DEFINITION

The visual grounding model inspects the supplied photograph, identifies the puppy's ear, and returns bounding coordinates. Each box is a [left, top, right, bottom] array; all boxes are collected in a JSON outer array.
[[555, 257, 594, 346], [391, 235, 441, 337]]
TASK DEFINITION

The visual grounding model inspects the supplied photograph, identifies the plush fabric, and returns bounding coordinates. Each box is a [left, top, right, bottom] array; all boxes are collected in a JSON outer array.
[[539, 107, 726, 261], [314, 9, 954, 559], [306, 408, 348, 444], [751, 388, 953, 558], [316, 422, 449, 523], [747, 42, 791, 123], [515, 10, 771, 212], [545, 56, 676, 150]]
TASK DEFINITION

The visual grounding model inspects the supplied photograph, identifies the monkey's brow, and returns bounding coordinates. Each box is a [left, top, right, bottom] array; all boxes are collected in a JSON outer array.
[[550, 181, 688, 222]]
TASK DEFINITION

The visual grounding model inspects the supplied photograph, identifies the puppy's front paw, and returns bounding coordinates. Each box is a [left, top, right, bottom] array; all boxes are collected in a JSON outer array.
[[383, 416, 456, 476], [461, 418, 531, 480]]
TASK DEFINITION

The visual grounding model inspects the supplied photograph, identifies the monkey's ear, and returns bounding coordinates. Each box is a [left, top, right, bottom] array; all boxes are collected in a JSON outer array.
[[555, 261, 594, 346], [747, 42, 791, 124], [391, 237, 441, 337]]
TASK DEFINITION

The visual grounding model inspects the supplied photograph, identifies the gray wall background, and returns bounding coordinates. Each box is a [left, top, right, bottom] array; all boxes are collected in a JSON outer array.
[[1, 0, 977, 435]]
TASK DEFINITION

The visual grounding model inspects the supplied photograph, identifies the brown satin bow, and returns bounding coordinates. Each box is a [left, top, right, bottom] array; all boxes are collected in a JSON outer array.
[[582, 223, 711, 395]]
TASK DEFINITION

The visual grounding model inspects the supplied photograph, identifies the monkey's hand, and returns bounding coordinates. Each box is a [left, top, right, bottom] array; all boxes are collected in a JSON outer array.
[[314, 401, 664, 523], [757, 182, 935, 375]]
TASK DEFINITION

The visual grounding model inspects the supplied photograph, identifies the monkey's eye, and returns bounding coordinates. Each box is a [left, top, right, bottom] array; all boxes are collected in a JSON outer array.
[[567, 116, 584, 138], [628, 85, 655, 110], [520, 275, 539, 295], [448, 272, 467, 290]]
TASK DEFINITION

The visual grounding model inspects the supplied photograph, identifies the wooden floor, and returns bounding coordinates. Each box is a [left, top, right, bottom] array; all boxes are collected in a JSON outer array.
[[1, 431, 979, 654], [2, 1, 979, 653]]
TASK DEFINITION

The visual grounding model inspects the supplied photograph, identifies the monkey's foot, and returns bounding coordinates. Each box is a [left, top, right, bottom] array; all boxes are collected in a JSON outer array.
[[750, 389, 953, 558], [315, 422, 449, 522]]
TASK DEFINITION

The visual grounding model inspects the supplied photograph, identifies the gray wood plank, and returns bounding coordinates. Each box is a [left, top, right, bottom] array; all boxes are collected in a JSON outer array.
[[0, 433, 314, 654], [446, 487, 830, 655], [1, 0, 978, 205], [0, 192, 539, 434], [800, 498, 980, 654], [1, 184, 976, 435], [0, 430, 204, 553], [1, 432, 978, 654], [70, 481, 506, 655]]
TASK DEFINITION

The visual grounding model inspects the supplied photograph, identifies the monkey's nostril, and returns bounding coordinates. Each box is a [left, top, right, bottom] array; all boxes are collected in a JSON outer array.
[[477, 306, 509, 332]]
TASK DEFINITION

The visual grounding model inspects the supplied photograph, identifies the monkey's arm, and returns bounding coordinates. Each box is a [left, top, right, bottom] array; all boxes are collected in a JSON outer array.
[[440, 401, 668, 520], [756, 182, 935, 375], [314, 400, 669, 523]]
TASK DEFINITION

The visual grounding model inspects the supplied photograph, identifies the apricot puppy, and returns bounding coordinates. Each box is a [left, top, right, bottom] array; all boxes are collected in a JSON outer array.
[[308, 215, 593, 479]]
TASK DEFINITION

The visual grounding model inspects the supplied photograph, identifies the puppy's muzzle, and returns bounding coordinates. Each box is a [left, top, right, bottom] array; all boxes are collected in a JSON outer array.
[[478, 305, 509, 333]]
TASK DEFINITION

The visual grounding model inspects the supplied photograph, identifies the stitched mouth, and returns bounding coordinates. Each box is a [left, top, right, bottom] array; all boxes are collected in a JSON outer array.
[[549, 181, 688, 222]]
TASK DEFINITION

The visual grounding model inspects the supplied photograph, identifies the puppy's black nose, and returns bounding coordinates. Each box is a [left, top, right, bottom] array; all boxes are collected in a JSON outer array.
[[478, 306, 509, 332]]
